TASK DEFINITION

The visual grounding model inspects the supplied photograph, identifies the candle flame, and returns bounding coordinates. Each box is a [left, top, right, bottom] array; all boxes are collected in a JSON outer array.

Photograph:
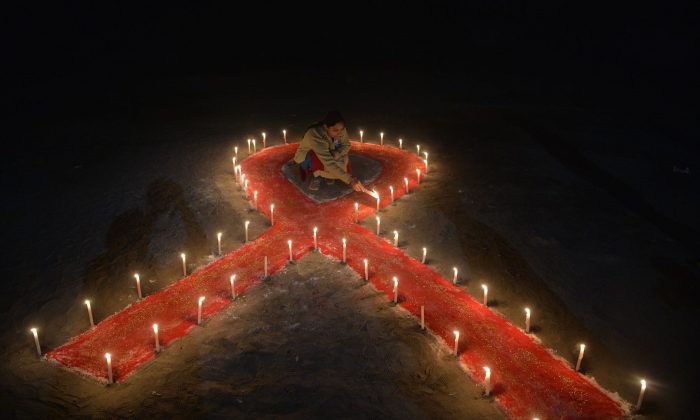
[[641, 379, 646, 390], [30, 327, 37, 334], [134, 273, 139, 281], [84, 299, 90, 306], [453, 330, 459, 338], [230, 274, 235, 283], [199, 296, 205, 304], [245, 220, 250, 227], [314, 226, 318, 233], [217, 232, 222, 239], [180, 253, 186, 260], [525, 307, 530, 316], [393, 276, 398, 288], [370, 189, 379, 199], [342, 238, 346, 245], [105, 353, 111, 362], [580, 343, 586, 351], [483, 366, 490, 377], [482, 284, 488, 292], [153, 324, 158, 333]]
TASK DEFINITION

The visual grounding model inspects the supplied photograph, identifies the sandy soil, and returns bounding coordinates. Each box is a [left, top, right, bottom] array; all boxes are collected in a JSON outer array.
[[2, 95, 696, 418]]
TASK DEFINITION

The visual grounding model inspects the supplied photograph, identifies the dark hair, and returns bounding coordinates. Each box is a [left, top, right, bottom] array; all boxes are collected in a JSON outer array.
[[322, 110, 345, 127]]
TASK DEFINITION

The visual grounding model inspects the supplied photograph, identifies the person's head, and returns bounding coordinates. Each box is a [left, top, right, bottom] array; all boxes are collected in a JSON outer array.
[[322, 110, 345, 138]]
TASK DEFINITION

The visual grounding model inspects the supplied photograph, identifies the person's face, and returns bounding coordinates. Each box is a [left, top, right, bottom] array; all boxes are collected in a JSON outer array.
[[324, 122, 345, 139]]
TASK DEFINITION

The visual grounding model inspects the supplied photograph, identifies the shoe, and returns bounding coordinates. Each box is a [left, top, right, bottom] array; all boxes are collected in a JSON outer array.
[[308, 176, 321, 191], [325, 178, 335, 185]]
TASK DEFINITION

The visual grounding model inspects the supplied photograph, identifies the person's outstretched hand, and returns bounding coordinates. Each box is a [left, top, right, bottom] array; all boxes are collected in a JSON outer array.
[[350, 177, 364, 192]]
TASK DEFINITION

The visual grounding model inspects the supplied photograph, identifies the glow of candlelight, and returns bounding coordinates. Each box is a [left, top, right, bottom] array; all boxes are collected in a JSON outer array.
[[217, 232, 222, 255], [261, 132, 266, 148], [30, 328, 41, 356], [453, 267, 458, 284], [423, 158, 429, 173], [270, 204, 275, 225], [363, 258, 368, 280], [197, 296, 205, 325], [230, 274, 236, 299], [393, 230, 399, 246], [636, 379, 647, 410], [234, 146, 238, 157], [393, 276, 398, 303], [85, 299, 94, 327], [181, 253, 187, 276], [288, 239, 293, 261], [404, 177, 409, 194], [354, 202, 359, 223], [232, 156, 236, 171], [153, 324, 160, 352], [525, 308, 531, 332], [376, 216, 381, 235], [416, 168, 421, 185], [244, 220, 250, 242], [380, 131, 384, 145], [359, 130, 364, 143], [313, 226, 318, 250], [399, 138, 403, 149], [134, 273, 142, 299], [389, 185, 394, 202], [105, 353, 113, 384], [282, 129, 287, 143], [483, 366, 491, 396], [247, 138, 251, 153], [482, 284, 488, 306], [416, 144, 421, 156], [253, 190, 258, 209], [453, 330, 460, 355], [342, 238, 347, 263], [575, 344, 585, 371], [375, 190, 380, 212], [244, 179, 249, 191], [252, 138, 256, 153]]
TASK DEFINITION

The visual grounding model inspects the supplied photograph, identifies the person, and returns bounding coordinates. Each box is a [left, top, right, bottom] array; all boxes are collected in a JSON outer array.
[[293, 110, 363, 192]]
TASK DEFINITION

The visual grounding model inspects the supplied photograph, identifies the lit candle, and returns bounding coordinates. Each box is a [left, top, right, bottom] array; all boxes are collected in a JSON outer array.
[[232, 156, 236, 171], [354, 202, 359, 223], [423, 151, 428, 160], [234, 165, 240, 183], [342, 238, 347, 263], [105, 353, 113, 384], [393, 230, 399, 246], [483, 366, 491, 396], [217, 232, 222, 255], [416, 168, 421, 185], [261, 132, 266, 148], [230, 274, 236, 299], [363, 258, 368, 280], [453, 330, 460, 355], [134, 273, 142, 299], [244, 179, 249, 191], [264, 256, 268, 277], [399, 138, 403, 149], [575, 344, 585, 371], [270, 204, 275, 225], [234, 146, 238, 158], [288, 239, 293, 261], [404, 177, 409, 194], [380, 131, 384, 145], [181, 253, 187, 276], [393, 277, 398, 303], [376, 216, 381, 235], [375, 190, 380, 212], [240, 173, 246, 189], [197, 296, 205, 325], [247, 138, 251, 153], [313, 226, 318, 250], [416, 144, 421, 156], [359, 130, 364, 143], [423, 158, 429, 173], [525, 308, 531, 333], [453, 267, 458, 284], [420, 306, 425, 329], [252, 138, 256, 153], [85, 299, 94, 327], [422, 247, 427, 264], [389, 186, 394, 202], [244, 220, 250, 242], [482, 284, 488, 306], [282, 129, 287, 143], [253, 190, 258, 209], [153, 323, 160, 352], [636, 379, 647, 411], [30, 328, 41, 356]]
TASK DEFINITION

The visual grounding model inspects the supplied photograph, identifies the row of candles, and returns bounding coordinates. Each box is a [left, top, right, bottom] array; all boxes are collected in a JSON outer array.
[[27, 133, 648, 412]]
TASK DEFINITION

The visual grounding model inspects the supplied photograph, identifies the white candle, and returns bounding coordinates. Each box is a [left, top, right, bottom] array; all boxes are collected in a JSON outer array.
[[253, 191, 258, 209], [380, 131, 384, 145], [453, 267, 458, 284], [354, 202, 359, 223], [105, 353, 113, 384], [240, 173, 246, 190], [247, 138, 251, 153], [288, 239, 293, 261], [359, 130, 364, 143], [313, 227, 318, 250], [423, 158, 429, 173], [217, 232, 222, 255], [364, 258, 368, 281], [342, 238, 347, 263], [375, 191, 380, 212], [153, 323, 160, 352], [232, 156, 236, 171], [244, 220, 250, 242], [244, 179, 249, 191], [575, 344, 585, 371], [636, 379, 647, 410], [234, 146, 238, 158], [483, 366, 491, 396], [197, 296, 205, 325], [423, 151, 429, 161], [181, 253, 187, 276], [389, 186, 394, 202], [453, 330, 460, 355], [30, 328, 41, 356], [134, 273, 142, 299], [416, 144, 421, 156], [420, 306, 425, 329], [283, 129, 287, 144], [270, 204, 275, 225], [399, 138, 403, 149], [482, 284, 488, 306], [261, 132, 266, 148], [524, 308, 531, 332], [393, 230, 399, 246], [252, 138, 256, 153], [422, 247, 427, 264], [85, 299, 94, 327], [230, 274, 236, 299], [393, 277, 398, 303], [404, 177, 409, 194], [416, 168, 421, 185], [376, 216, 381, 235], [264, 256, 268, 277]]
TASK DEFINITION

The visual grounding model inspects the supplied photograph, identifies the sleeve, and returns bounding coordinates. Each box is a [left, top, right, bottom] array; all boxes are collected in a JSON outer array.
[[310, 131, 352, 183]]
